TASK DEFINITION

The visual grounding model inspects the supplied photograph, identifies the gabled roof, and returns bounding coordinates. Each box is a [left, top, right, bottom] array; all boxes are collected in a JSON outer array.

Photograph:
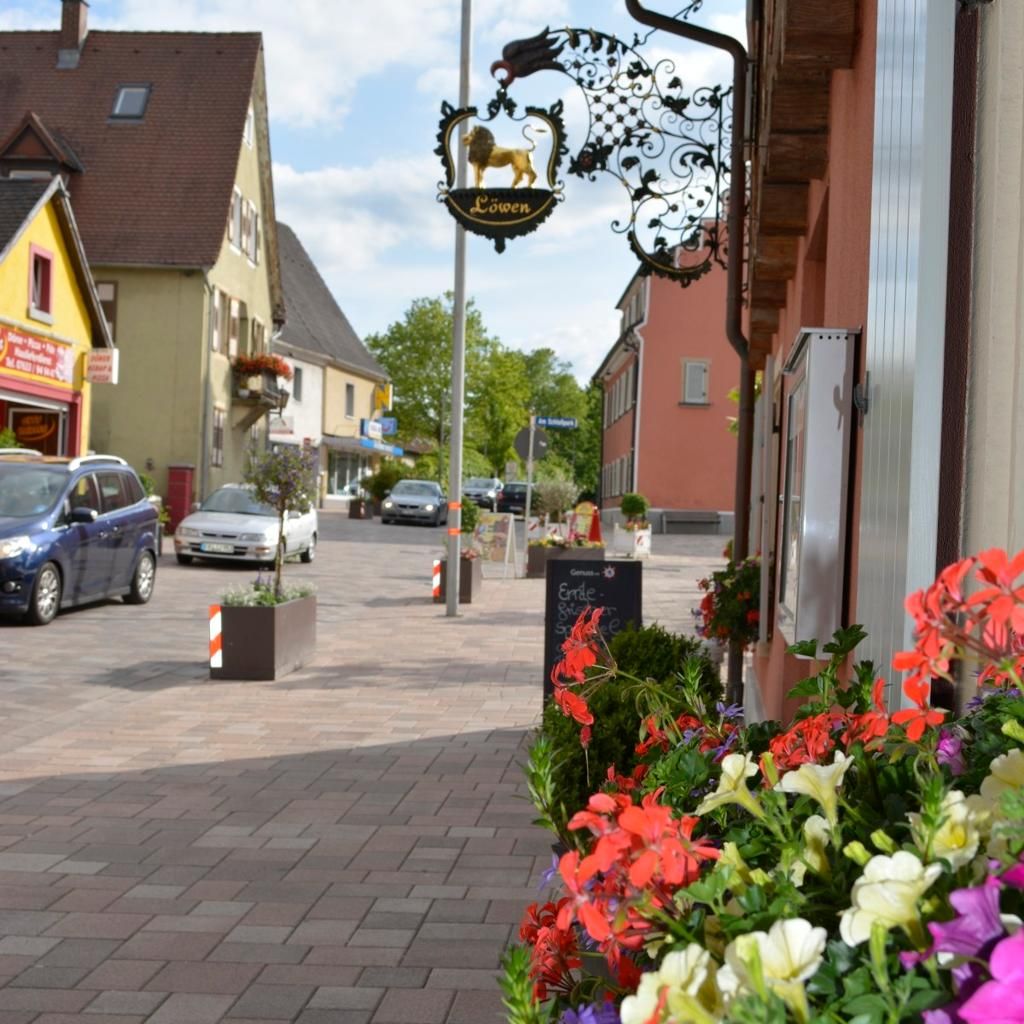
[[0, 112, 84, 172], [274, 222, 387, 382], [0, 177, 113, 349], [0, 29, 261, 268]]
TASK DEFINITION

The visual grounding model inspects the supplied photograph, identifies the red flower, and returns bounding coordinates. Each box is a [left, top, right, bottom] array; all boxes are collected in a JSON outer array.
[[554, 687, 593, 726], [766, 712, 836, 773], [551, 607, 606, 685], [518, 899, 581, 999], [891, 677, 946, 742]]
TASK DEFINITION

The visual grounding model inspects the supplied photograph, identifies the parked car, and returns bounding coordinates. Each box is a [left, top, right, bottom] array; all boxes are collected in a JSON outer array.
[[497, 481, 528, 516], [174, 484, 317, 565], [381, 480, 448, 526], [463, 476, 502, 511], [0, 450, 158, 625]]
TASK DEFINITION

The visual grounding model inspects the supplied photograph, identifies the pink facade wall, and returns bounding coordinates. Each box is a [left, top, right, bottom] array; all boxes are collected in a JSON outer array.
[[635, 269, 738, 511]]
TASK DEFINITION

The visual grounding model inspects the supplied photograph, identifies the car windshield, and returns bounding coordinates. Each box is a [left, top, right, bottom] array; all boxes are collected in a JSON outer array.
[[505, 484, 526, 494], [465, 478, 494, 488], [200, 487, 275, 517], [392, 482, 437, 496], [0, 464, 67, 518]]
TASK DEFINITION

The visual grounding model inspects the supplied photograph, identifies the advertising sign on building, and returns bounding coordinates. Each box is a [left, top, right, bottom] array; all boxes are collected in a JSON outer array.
[[379, 417, 398, 436], [84, 348, 120, 384], [0, 326, 74, 387], [360, 418, 383, 441]]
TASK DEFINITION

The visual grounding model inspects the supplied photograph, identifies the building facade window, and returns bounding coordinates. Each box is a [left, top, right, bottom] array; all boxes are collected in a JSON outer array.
[[28, 245, 53, 321], [229, 188, 242, 248], [95, 281, 117, 343], [681, 359, 710, 405], [111, 85, 150, 119], [250, 316, 265, 355], [228, 299, 240, 358], [292, 366, 303, 403], [243, 105, 254, 147], [345, 382, 355, 418], [211, 407, 225, 467]]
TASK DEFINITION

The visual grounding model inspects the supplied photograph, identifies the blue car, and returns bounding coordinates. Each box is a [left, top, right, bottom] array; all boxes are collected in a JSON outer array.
[[0, 451, 158, 625]]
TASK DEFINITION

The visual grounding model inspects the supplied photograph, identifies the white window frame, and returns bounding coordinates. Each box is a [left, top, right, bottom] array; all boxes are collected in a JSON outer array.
[[681, 359, 710, 405], [345, 382, 355, 419], [228, 299, 240, 358], [229, 188, 242, 250], [210, 289, 222, 352], [244, 105, 255, 148]]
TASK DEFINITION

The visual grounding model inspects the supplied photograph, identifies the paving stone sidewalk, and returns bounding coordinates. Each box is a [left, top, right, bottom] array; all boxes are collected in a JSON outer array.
[[0, 517, 723, 1023]]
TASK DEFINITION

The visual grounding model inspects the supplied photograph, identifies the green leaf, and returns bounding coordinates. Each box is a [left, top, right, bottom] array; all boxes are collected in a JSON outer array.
[[786, 678, 822, 700], [787, 639, 819, 659]]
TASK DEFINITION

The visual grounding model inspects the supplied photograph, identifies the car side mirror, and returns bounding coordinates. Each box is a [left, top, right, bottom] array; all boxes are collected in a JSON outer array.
[[69, 506, 98, 524]]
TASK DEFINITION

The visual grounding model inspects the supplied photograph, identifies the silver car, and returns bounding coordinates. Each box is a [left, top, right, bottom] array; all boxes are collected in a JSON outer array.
[[381, 480, 448, 526], [463, 476, 502, 511], [174, 484, 318, 564]]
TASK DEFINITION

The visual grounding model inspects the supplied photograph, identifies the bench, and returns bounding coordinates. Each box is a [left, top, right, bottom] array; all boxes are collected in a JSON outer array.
[[661, 509, 722, 535]]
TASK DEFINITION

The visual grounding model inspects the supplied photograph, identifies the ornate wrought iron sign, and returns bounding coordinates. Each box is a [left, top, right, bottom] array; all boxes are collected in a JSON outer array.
[[435, 93, 567, 252], [489, 25, 733, 285]]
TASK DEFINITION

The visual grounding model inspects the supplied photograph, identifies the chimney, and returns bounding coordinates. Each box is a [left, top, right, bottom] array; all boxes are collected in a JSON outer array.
[[57, 0, 88, 69]]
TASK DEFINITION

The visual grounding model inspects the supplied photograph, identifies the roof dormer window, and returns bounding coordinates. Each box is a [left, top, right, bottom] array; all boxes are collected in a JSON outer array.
[[111, 85, 151, 120]]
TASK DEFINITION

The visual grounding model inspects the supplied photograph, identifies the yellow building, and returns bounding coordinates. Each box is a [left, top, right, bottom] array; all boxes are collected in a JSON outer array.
[[0, 177, 112, 455]]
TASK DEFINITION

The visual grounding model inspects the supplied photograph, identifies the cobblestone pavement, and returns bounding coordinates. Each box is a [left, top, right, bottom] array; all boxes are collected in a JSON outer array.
[[0, 514, 724, 1023]]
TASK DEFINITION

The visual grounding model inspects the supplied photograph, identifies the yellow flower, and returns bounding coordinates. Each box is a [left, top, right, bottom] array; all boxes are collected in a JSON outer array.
[[719, 918, 827, 1023], [620, 944, 721, 1024], [696, 752, 763, 819], [776, 751, 852, 826], [791, 815, 831, 886], [980, 748, 1024, 801], [909, 790, 980, 869], [716, 842, 753, 891], [839, 851, 943, 946]]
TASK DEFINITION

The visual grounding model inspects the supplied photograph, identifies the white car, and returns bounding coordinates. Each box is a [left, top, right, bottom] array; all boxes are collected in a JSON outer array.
[[174, 484, 318, 565]]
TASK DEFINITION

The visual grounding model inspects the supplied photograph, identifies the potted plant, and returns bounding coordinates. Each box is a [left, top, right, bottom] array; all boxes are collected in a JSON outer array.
[[211, 446, 318, 681], [614, 492, 652, 558], [435, 496, 483, 603], [694, 553, 761, 661], [526, 533, 606, 578], [361, 460, 407, 516]]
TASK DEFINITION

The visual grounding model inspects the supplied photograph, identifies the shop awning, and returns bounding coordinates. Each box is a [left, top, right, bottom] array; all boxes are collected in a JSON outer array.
[[322, 434, 404, 457]]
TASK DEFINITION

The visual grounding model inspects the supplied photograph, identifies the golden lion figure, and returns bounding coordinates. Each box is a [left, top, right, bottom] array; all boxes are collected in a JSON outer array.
[[463, 124, 545, 189]]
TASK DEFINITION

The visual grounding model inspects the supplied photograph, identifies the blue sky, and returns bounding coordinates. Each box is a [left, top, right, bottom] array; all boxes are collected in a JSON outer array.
[[0, 0, 744, 380]]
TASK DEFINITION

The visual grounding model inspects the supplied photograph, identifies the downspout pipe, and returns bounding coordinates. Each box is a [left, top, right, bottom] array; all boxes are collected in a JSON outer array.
[[624, 0, 753, 703]]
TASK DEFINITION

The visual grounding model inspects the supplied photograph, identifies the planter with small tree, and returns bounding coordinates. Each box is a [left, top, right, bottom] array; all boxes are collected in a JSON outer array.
[[211, 446, 318, 681], [613, 492, 652, 558], [435, 495, 482, 604], [361, 460, 407, 517]]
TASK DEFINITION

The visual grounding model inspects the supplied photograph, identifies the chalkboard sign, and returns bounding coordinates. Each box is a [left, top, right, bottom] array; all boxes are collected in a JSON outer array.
[[544, 559, 642, 699]]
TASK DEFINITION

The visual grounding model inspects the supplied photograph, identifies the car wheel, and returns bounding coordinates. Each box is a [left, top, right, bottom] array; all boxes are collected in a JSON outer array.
[[26, 561, 61, 626], [176, 554, 192, 566], [300, 533, 316, 563], [125, 551, 156, 605]]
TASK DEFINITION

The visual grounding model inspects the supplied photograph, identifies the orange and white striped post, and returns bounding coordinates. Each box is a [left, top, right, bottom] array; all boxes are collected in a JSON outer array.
[[209, 604, 223, 669], [432, 560, 442, 601]]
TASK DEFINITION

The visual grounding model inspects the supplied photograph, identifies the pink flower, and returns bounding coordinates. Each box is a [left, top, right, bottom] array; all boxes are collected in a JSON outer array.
[[959, 931, 1024, 1024]]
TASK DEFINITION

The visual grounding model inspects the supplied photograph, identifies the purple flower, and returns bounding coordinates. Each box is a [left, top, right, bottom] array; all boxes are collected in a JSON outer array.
[[715, 701, 744, 721], [928, 880, 1005, 959], [1001, 858, 1024, 890], [711, 731, 739, 762], [561, 1002, 621, 1024], [960, 931, 1024, 1023], [538, 853, 559, 890], [937, 731, 967, 776]]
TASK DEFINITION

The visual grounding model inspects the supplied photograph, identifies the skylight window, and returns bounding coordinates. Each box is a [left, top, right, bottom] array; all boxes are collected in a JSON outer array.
[[111, 86, 150, 119]]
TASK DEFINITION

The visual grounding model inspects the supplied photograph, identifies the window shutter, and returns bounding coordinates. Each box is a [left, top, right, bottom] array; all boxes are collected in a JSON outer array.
[[684, 361, 708, 404], [211, 289, 221, 351], [229, 300, 240, 358], [253, 211, 261, 264]]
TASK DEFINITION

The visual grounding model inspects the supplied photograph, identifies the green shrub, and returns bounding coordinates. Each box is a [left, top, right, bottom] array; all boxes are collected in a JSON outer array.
[[459, 496, 478, 534], [620, 492, 650, 523], [540, 623, 721, 827], [361, 460, 408, 502], [0, 427, 20, 448]]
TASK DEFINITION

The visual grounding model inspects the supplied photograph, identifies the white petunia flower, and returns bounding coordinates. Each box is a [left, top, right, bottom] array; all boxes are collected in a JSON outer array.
[[839, 851, 943, 946], [776, 751, 852, 827], [696, 752, 763, 819], [909, 790, 980, 869]]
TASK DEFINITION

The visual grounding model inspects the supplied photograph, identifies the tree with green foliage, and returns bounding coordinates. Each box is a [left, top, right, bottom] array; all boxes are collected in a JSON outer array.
[[365, 295, 495, 484]]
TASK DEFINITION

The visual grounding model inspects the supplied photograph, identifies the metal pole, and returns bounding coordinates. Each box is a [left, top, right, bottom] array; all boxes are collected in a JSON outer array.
[[446, 0, 472, 617], [523, 413, 536, 536]]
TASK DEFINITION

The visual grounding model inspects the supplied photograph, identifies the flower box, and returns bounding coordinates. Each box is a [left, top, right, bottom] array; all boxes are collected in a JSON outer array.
[[211, 595, 316, 681], [526, 544, 606, 578], [348, 497, 373, 519], [434, 557, 482, 604]]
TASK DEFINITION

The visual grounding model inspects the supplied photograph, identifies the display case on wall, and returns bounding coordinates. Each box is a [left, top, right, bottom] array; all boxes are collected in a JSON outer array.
[[777, 328, 857, 656]]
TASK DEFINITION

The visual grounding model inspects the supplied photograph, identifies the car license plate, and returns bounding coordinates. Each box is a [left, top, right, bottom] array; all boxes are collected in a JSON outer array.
[[200, 542, 235, 554]]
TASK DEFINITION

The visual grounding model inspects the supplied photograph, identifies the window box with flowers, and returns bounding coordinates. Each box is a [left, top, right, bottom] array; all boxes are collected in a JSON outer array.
[[613, 492, 652, 559], [694, 553, 761, 654], [526, 535, 606, 578], [231, 353, 292, 411]]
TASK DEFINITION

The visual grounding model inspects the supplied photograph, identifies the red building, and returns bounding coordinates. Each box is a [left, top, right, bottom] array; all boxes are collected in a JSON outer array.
[[595, 262, 738, 533]]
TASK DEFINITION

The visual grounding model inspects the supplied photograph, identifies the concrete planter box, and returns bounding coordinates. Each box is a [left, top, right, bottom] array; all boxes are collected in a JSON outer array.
[[526, 544, 606, 578], [434, 557, 483, 604], [613, 524, 652, 559], [211, 596, 316, 681]]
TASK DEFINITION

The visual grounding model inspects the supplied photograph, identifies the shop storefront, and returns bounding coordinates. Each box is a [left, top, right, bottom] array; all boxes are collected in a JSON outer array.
[[323, 434, 404, 495], [0, 324, 83, 456]]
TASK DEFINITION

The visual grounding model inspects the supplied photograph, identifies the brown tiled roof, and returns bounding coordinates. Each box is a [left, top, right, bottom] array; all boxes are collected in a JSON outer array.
[[0, 178, 50, 253], [0, 29, 261, 267], [275, 222, 387, 381]]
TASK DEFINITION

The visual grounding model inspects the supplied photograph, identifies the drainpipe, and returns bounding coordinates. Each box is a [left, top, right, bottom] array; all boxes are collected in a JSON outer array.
[[627, 332, 642, 496], [199, 272, 214, 502], [624, 0, 753, 703]]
